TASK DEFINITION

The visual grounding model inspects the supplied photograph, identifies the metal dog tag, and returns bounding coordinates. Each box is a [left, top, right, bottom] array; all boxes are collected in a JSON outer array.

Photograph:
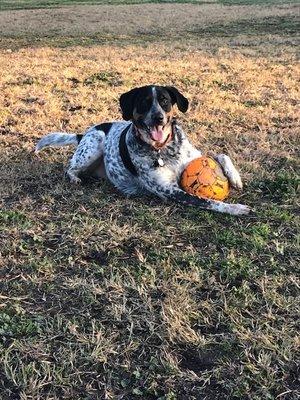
[[158, 157, 164, 167]]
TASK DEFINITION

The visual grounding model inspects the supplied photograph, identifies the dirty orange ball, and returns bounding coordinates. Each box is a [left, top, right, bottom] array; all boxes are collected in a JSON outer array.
[[180, 156, 230, 201]]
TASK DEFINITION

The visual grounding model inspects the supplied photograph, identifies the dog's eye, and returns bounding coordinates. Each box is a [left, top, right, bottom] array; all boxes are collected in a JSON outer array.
[[159, 98, 169, 110]]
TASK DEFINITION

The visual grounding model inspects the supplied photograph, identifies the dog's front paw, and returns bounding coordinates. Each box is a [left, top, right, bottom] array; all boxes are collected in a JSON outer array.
[[227, 203, 252, 216], [65, 171, 82, 185], [70, 176, 82, 185], [215, 154, 243, 191], [228, 170, 243, 191]]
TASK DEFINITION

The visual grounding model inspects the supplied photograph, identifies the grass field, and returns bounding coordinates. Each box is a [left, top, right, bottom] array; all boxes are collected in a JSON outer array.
[[0, 1, 299, 399]]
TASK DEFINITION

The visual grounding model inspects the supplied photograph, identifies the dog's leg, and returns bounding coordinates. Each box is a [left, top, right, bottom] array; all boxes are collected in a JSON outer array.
[[66, 129, 105, 184], [214, 154, 243, 190], [168, 187, 249, 215], [143, 179, 250, 215]]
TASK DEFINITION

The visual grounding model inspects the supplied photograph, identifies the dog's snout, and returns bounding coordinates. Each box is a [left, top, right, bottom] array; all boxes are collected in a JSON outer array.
[[153, 113, 164, 125]]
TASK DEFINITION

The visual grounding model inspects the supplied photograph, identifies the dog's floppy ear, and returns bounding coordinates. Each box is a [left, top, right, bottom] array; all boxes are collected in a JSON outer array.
[[119, 88, 139, 120], [165, 86, 189, 113]]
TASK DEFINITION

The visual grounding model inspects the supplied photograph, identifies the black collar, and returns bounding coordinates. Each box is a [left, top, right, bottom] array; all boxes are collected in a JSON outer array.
[[119, 124, 138, 176]]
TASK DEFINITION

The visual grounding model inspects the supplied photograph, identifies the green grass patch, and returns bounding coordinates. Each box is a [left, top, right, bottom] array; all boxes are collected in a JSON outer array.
[[0, 210, 31, 229], [190, 15, 300, 37], [0, 312, 41, 338], [219, 0, 298, 4], [0, 0, 210, 11]]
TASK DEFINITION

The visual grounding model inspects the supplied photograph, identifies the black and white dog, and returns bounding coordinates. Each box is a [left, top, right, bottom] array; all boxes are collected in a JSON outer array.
[[36, 85, 250, 215]]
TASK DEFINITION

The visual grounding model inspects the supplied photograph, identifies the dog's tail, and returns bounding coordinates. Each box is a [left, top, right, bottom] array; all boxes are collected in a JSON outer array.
[[35, 132, 83, 153]]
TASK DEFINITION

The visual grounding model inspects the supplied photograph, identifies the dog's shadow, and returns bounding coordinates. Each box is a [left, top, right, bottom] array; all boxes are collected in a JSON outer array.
[[1, 146, 166, 212], [1, 146, 249, 225]]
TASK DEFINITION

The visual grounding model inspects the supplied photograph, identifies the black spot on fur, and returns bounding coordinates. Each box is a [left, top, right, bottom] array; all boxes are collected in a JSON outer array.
[[94, 123, 113, 135]]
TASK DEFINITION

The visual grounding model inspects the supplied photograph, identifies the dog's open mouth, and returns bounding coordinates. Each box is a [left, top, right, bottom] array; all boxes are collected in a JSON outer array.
[[150, 125, 165, 143], [135, 119, 173, 147]]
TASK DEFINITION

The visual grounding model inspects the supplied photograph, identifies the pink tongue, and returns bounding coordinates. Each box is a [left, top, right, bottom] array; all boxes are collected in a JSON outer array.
[[151, 126, 164, 142]]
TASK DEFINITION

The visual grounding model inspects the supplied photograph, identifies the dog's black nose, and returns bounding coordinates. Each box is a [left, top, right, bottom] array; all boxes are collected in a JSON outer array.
[[153, 113, 164, 125]]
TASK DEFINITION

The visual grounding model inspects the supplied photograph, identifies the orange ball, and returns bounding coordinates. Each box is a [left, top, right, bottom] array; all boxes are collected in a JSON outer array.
[[180, 156, 230, 201]]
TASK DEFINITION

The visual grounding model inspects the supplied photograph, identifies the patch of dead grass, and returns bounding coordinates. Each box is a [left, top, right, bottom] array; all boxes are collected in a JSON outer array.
[[0, 44, 298, 180]]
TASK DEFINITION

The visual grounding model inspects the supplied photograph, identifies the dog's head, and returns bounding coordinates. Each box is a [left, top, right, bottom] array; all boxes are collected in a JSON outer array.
[[119, 85, 188, 148]]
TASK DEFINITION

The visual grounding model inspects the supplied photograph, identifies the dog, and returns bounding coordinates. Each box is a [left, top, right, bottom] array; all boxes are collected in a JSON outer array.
[[36, 85, 250, 215]]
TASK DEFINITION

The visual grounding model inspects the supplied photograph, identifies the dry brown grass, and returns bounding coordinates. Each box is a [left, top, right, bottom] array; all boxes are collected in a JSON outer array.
[[0, 5, 299, 400], [0, 45, 299, 176]]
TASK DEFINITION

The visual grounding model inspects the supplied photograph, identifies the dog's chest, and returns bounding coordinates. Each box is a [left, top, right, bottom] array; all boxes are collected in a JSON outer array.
[[103, 122, 201, 194], [132, 135, 201, 184]]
